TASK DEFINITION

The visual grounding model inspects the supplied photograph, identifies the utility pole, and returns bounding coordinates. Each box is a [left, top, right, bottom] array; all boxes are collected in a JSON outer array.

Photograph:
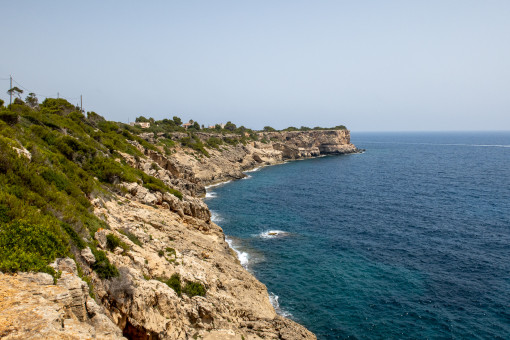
[[80, 95, 83, 112], [9, 75, 12, 105], [57, 92, 59, 99]]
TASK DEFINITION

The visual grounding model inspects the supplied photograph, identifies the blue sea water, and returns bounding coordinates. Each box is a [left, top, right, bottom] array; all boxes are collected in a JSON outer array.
[[205, 132, 510, 339]]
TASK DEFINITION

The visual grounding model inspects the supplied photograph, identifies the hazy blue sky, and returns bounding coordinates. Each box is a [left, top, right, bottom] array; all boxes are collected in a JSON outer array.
[[1, 1, 509, 131]]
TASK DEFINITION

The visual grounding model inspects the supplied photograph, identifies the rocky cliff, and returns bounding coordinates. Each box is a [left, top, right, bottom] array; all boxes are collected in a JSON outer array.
[[167, 129, 358, 187], [1, 128, 357, 339], [260, 129, 356, 159]]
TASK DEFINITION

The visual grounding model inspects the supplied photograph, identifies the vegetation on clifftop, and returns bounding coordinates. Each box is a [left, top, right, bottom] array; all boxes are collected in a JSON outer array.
[[0, 97, 184, 278]]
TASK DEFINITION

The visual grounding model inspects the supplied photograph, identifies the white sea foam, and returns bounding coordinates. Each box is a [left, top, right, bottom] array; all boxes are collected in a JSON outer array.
[[205, 191, 217, 198], [204, 180, 231, 190], [244, 166, 262, 173], [242, 174, 252, 180], [210, 211, 223, 223], [269, 292, 292, 317], [258, 230, 289, 239], [225, 237, 250, 268]]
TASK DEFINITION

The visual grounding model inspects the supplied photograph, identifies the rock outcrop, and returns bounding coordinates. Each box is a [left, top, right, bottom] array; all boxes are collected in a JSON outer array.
[[260, 129, 356, 158], [168, 129, 358, 186], [0, 268, 124, 339], [87, 196, 315, 339]]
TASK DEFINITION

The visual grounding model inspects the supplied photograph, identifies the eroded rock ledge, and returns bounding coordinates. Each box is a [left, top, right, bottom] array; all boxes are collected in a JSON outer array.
[[1, 130, 357, 339], [167, 129, 359, 186]]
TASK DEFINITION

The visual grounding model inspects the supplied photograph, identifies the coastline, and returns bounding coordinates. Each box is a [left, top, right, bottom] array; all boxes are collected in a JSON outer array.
[[1, 127, 356, 339], [205, 167, 294, 319], [203, 152, 359, 320]]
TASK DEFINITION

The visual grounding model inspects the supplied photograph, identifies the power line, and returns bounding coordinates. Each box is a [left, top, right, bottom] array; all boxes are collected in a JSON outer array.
[[4, 76, 85, 112], [12, 79, 55, 99], [10, 77, 80, 103]]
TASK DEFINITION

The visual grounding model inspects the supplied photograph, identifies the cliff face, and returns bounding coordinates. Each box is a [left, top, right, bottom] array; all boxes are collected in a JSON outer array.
[[1, 129, 356, 340], [168, 129, 358, 186], [260, 129, 355, 159]]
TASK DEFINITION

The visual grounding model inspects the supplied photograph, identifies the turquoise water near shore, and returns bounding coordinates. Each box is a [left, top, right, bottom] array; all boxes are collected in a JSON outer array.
[[206, 132, 510, 339]]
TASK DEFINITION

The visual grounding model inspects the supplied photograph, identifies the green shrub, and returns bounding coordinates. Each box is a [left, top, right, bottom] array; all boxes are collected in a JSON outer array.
[[158, 138, 175, 149], [85, 157, 136, 184], [162, 273, 182, 296], [41, 169, 69, 191], [205, 137, 223, 149], [165, 247, 176, 257], [86, 111, 105, 126], [183, 281, 206, 297], [158, 249, 164, 257], [40, 98, 75, 115], [0, 204, 9, 223], [56, 135, 94, 161], [68, 111, 85, 122], [61, 222, 86, 249], [106, 233, 129, 252], [224, 137, 239, 146], [180, 135, 210, 157], [0, 221, 68, 274], [0, 111, 19, 125], [91, 247, 119, 279]]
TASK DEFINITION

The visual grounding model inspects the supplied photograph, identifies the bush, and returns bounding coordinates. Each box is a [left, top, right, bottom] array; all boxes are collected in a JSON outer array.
[[223, 137, 239, 146], [0, 111, 19, 125], [61, 222, 86, 249], [106, 233, 129, 252], [165, 247, 176, 257], [91, 248, 119, 279], [0, 221, 68, 274], [0, 204, 9, 223], [183, 281, 206, 297], [41, 169, 69, 191], [40, 98, 75, 115], [56, 136, 94, 161], [180, 135, 210, 157], [162, 273, 182, 296], [85, 157, 136, 184], [206, 137, 223, 149]]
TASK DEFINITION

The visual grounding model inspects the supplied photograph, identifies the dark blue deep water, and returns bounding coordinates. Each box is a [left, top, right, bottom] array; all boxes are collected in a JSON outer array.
[[206, 132, 510, 339]]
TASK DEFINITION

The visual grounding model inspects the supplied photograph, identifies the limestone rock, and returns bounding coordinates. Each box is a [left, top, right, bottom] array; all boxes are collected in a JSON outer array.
[[0, 272, 124, 339], [169, 129, 356, 187], [81, 247, 96, 265], [50, 257, 78, 275]]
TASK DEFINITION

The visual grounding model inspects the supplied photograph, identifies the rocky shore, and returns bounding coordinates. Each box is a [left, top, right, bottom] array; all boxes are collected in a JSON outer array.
[[167, 129, 358, 188], [0, 129, 357, 339]]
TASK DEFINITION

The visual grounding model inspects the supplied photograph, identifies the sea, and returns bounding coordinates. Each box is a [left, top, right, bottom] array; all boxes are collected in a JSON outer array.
[[205, 132, 510, 339]]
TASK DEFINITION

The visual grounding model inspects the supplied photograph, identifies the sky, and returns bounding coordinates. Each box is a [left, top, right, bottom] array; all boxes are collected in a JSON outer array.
[[1, 1, 509, 131]]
